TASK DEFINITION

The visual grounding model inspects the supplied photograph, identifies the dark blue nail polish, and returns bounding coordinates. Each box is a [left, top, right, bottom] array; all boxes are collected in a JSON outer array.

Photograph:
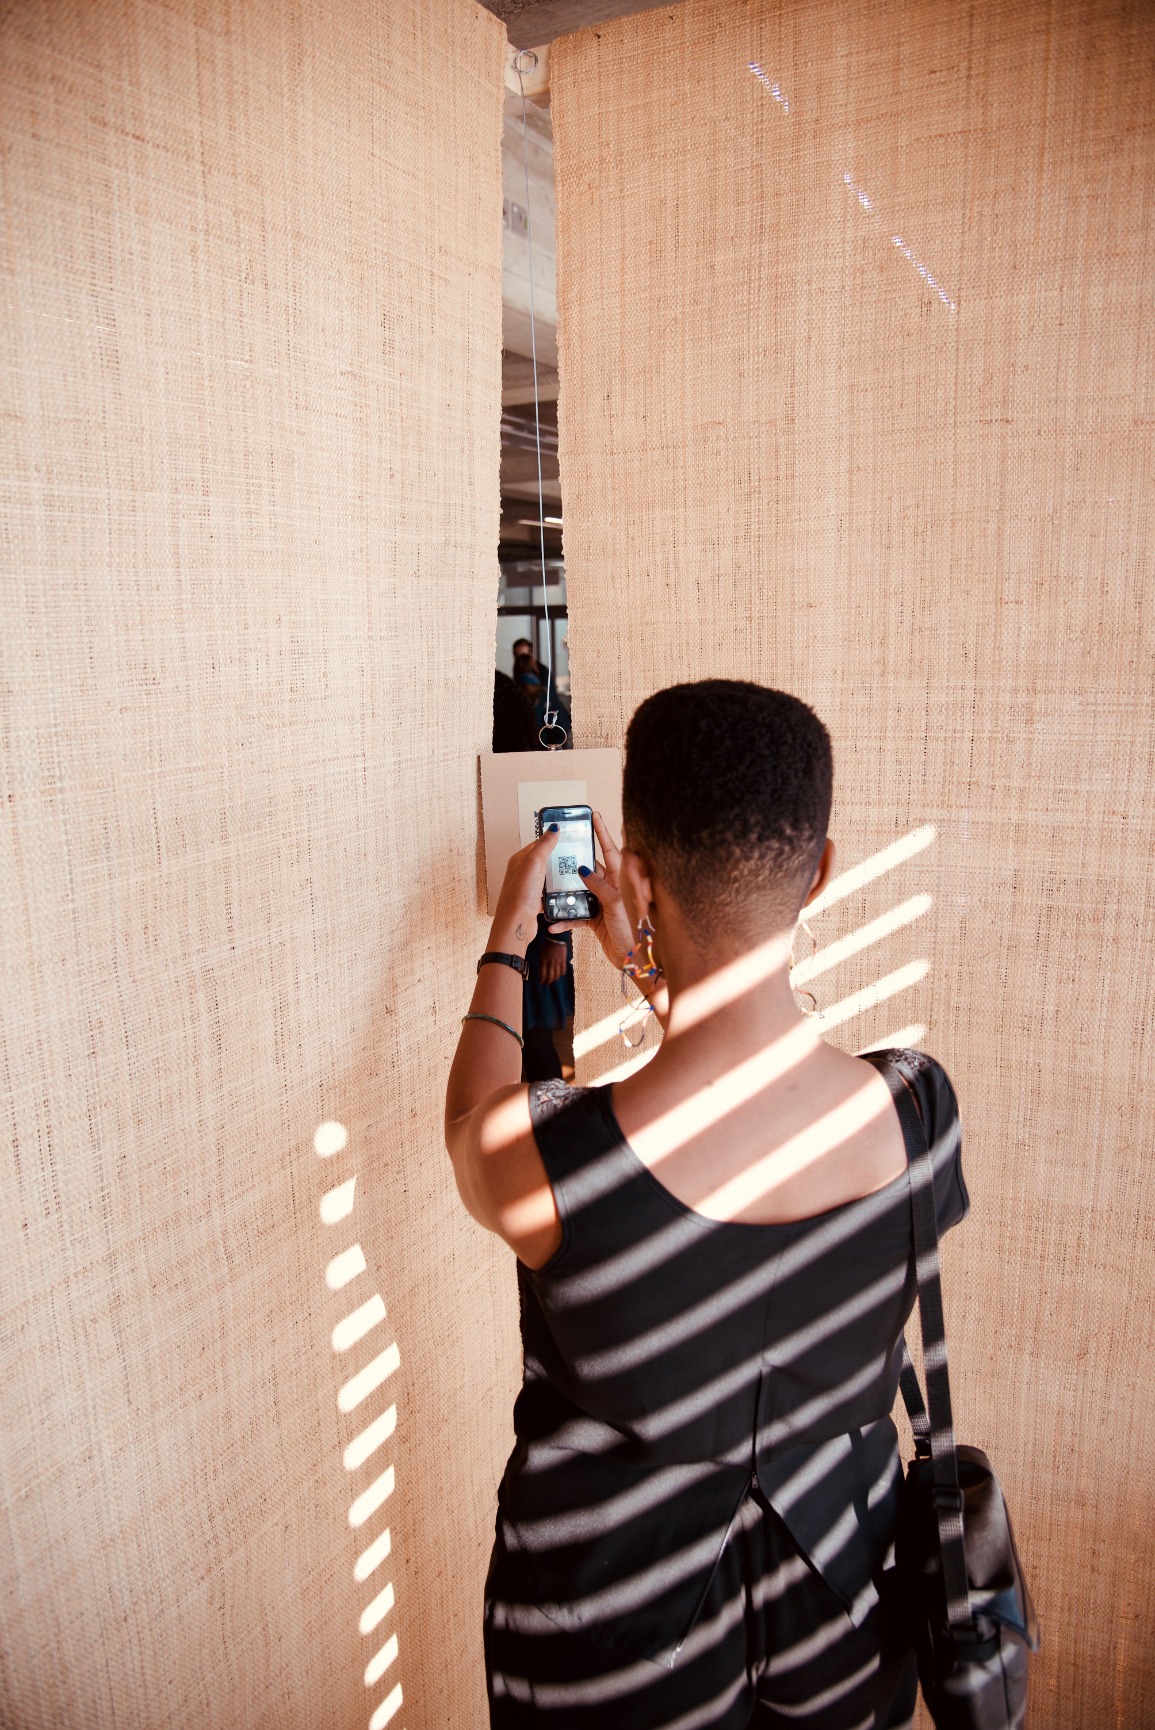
[[578, 865, 591, 877], [549, 823, 559, 832]]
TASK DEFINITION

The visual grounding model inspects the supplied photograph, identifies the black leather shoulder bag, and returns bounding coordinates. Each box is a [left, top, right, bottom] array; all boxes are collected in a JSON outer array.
[[881, 1053, 1040, 1730]]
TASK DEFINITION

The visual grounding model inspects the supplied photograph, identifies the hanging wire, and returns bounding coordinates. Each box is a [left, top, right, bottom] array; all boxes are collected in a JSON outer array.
[[513, 49, 566, 748]]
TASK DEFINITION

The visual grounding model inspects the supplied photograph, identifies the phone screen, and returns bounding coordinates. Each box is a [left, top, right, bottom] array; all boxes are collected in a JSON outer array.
[[542, 807, 596, 894]]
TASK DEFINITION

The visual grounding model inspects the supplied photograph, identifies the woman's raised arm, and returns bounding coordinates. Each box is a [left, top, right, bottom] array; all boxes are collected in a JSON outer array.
[[444, 827, 563, 1267]]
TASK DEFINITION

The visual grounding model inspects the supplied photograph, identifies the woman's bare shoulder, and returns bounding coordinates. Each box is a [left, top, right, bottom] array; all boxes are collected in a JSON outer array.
[[609, 1040, 912, 1226]]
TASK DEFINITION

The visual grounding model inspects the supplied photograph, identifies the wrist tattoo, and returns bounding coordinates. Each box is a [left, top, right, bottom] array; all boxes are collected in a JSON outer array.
[[515, 921, 528, 941]]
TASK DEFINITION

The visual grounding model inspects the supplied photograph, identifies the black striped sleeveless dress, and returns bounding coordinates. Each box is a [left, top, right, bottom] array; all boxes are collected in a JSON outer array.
[[483, 1049, 968, 1730]]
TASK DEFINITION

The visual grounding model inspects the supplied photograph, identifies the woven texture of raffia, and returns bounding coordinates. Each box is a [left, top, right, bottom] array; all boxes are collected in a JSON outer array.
[[554, 1, 1155, 1723], [1, 3, 511, 1727]]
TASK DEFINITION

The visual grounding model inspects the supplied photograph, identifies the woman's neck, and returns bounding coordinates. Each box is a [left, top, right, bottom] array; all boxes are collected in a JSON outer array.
[[652, 924, 826, 1068]]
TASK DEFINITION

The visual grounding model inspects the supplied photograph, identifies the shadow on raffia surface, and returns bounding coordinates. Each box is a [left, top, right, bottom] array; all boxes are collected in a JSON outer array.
[[304, 808, 941, 1729], [311, 939, 522, 1730], [580, 824, 939, 1091]]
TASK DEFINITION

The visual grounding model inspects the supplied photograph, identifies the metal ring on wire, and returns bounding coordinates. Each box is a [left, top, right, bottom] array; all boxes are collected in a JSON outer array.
[[539, 718, 569, 751], [513, 49, 539, 76]]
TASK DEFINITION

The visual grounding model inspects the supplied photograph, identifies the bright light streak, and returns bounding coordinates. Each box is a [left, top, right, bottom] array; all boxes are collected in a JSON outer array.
[[578, 1255, 905, 1383], [360, 1579, 395, 1636], [627, 1021, 819, 1167], [509, 1525, 725, 1628], [597, 1046, 659, 1087], [561, 1138, 909, 1307], [674, 932, 793, 1031], [317, 1150, 404, 1722], [749, 62, 790, 110], [365, 1634, 399, 1688], [892, 234, 956, 310], [320, 1177, 357, 1225], [349, 1464, 395, 1530], [354, 1526, 393, 1584], [368, 1682, 404, 1729], [332, 1293, 387, 1354], [338, 1342, 400, 1414], [512, 1462, 710, 1549], [575, 830, 935, 1067], [840, 169, 956, 311], [819, 959, 929, 1030], [696, 1079, 890, 1218], [345, 1405, 398, 1472], [481, 1086, 537, 1149], [792, 894, 931, 984], [843, 171, 873, 211], [857, 1023, 926, 1055], [499, 1180, 563, 1241], [327, 1243, 367, 1291], [808, 826, 936, 916], [765, 1363, 887, 1457], [574, 1003, 636, 1060], [314, 1120, 348, 1157]]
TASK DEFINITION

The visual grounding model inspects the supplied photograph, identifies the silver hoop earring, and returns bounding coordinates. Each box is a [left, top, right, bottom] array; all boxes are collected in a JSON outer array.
[[619, 969, 656, 1049], [790, 919, 819, 1017]]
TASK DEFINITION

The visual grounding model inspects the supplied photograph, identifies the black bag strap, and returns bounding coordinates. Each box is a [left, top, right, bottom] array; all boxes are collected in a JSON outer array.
[[875, 1052, 976, 1640], [898, 1343, 930, 1453]]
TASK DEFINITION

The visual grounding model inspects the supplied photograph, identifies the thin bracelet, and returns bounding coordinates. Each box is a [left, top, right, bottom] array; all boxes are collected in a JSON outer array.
[[461, 1012, 524, 1051]]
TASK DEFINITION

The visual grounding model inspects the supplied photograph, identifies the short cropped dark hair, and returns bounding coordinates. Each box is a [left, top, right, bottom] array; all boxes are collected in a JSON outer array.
[[622, 681, 833, 934]]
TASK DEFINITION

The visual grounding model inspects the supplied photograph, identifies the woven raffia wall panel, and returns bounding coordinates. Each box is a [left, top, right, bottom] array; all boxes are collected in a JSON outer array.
[[554, 1, 1154, 1722], [1, 3, 511, 1727]]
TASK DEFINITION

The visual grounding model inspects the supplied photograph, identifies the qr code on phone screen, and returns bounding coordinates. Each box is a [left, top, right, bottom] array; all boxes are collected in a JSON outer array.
[[556, 854, 579, 876]]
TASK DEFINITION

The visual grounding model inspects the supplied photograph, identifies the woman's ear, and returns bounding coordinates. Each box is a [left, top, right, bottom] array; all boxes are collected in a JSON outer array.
[[802, 837, 836, 906], [619, 846, 656, 928]]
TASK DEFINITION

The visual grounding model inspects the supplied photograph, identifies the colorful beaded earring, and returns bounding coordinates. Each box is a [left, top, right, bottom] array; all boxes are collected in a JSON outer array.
[[622, 916, 661, 982]]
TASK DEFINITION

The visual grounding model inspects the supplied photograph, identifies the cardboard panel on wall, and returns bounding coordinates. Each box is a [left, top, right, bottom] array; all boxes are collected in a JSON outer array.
[[479, 748, 622, 913], [553, 2, 1155, 1723]]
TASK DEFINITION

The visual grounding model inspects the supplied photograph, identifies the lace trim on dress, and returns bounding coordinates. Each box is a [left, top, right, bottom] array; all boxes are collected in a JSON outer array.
[[528, 1077, 586, 1121]]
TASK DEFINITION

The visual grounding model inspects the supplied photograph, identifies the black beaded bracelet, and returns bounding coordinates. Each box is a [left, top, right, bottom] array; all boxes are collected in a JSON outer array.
[[477, 950, 528, 979]]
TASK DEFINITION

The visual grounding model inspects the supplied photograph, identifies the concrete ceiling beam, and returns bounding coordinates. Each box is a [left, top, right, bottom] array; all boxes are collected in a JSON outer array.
[[481, 0, 690, 51]]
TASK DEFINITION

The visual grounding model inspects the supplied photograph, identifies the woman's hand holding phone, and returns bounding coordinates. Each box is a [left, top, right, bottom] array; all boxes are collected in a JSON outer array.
[[547, 813, 634, 971], [491, 826, 560, 952]]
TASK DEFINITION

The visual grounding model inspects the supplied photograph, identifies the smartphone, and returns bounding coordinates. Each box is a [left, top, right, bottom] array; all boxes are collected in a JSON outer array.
[[536, 805, 601, 923]]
